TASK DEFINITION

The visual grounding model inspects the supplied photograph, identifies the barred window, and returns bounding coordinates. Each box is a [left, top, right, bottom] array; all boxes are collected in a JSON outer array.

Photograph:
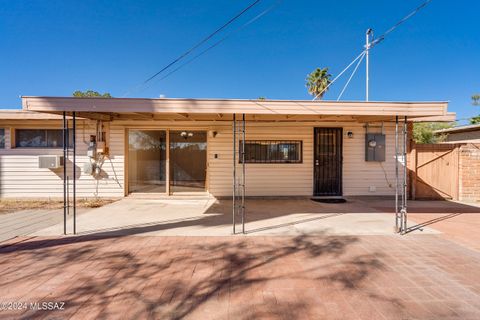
[[15, 129, 70, 148], [240, 140, 302, 163]]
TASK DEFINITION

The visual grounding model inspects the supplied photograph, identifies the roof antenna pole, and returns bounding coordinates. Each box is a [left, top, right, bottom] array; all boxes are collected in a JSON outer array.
[[365, 29, 373, 101]]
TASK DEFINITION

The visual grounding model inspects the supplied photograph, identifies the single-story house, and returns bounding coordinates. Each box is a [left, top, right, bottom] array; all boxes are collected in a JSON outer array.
[[0, 97, 453, 200], [435, 123, 480, 143]]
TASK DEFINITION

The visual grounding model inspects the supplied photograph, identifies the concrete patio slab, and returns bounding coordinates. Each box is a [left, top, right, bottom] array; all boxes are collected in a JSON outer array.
[[30, 197, 442, 237], [0, 208, 89, 243]]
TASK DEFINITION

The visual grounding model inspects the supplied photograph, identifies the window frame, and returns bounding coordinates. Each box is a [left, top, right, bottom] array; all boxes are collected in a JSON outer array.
[[0, 128, 5, 149], [14, 128, 70, 149], [239, 140, 303, 164]]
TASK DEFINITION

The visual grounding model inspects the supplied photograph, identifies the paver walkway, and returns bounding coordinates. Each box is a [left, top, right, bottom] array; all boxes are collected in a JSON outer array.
[[407, 204, 480, 252], [1, 234, 480, 319], [1, 198, 479, 319]]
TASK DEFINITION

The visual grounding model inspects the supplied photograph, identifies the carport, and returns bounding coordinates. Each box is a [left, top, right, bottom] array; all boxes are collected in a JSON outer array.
[[21, 96, 453, 235]]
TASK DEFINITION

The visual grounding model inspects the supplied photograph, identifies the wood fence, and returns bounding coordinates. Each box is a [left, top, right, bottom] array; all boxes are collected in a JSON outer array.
[[409, 143, 461, 200]]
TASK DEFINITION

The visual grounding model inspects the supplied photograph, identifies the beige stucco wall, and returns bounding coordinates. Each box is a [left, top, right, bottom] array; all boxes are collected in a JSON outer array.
[[0, 119, 397, 198]]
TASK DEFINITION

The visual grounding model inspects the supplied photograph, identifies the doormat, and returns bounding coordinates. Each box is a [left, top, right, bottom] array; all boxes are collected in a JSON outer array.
[[311, 198, 347, 204]]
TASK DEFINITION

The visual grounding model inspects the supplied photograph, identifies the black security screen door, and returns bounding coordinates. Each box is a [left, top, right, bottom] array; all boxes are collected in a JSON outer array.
[[314, 128, 343, 196]]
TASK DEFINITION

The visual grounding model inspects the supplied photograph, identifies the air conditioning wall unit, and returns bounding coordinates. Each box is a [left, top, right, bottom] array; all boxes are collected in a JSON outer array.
[[38, 155, 64, 169]]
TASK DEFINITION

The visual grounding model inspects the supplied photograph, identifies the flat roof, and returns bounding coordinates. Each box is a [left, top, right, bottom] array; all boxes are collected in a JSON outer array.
[[435, 123, 480, 134], [0, 109, 70, 120], [20, 96, 451, 122]]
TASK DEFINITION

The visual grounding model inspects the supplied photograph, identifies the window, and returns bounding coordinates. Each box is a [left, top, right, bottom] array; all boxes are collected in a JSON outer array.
[[15, 129, 69, 148], [0, 129, 4, 148], [240, 140, 302, 163]]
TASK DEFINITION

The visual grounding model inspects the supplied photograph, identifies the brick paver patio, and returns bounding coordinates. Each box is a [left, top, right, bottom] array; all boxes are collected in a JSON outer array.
[[1, 233, 480, 319]]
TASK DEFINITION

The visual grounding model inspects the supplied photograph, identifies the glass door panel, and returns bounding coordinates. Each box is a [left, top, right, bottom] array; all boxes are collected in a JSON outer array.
[[128, 130, 167, 193], [169, 131, 207, 192]]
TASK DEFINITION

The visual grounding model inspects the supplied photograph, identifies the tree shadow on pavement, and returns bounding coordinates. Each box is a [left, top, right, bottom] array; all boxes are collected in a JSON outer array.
[[0, 233, 461, 320]]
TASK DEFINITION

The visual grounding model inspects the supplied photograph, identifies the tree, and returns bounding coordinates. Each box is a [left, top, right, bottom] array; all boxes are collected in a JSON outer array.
[[471, 94, 480, 124], [73, 90, 112, 98], [470, 116, 480, 124], [413, 122, 454, 144], [472, 94, 480, 106], [306, 67, 332, 99]]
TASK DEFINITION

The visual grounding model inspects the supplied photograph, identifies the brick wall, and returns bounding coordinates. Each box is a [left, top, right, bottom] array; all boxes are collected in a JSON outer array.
[[459, 144, 480, 203]]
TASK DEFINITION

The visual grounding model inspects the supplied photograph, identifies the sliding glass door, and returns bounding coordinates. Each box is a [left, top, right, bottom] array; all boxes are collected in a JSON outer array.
[[128, 130, 167, 193], [128, 129, 207, 194], [169, 131, 207, 193]]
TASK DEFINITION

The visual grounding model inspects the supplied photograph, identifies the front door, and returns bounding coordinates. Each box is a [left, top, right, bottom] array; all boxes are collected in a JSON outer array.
[[314, 128, 343, 196]]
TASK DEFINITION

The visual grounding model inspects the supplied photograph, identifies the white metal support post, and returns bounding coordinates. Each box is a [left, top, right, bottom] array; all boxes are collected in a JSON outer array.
[[395, 116, 409, 234], [72, 112, 77, 235], [241, 114, 246, 234], [395, 116, 400, 232], [232, 114, 236, 235], [402, 116, 408, 233], [63, 112, 67, 235], [232, 114, 246, 234]]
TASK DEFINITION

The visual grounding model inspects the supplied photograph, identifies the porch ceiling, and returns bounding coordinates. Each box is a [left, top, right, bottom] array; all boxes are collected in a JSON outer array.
[[21, 96, 452, 122]]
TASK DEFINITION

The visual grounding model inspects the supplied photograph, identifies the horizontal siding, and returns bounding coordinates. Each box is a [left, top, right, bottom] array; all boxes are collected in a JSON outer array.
[[0, 121, 124, 198], [209, 123, 397, 197], [0, 119, 399, 198], [343, 123, 397, 196], [208, 125, 313, 196]]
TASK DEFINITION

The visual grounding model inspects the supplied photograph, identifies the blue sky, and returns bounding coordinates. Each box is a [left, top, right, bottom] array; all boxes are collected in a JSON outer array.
[[1, 0, 478, 123]]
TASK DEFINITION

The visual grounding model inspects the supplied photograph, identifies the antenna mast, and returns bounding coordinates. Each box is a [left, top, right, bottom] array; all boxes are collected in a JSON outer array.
[[365, 28, 374, 101]]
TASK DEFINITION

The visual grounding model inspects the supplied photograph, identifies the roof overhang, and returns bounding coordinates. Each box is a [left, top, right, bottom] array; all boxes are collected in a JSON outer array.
[[21, 96, 451, 122], [410, 113, 456, 123], [435, 123, 480, 134], [0, 109, 72, 120]]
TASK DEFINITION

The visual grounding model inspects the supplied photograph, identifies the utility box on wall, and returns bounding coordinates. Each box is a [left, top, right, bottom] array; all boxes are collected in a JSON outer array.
[[365, 133, 386, 162]]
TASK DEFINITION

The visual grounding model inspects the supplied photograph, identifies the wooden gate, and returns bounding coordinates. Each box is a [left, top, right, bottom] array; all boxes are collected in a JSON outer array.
[[410, 144, 460, 200]]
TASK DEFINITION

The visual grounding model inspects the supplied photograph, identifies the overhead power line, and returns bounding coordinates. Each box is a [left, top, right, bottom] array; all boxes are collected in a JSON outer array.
[[124, 0, 262, 97], [370, 0, 432, 48], [314, 0, 433, 101], [155, 2, 281, 84]]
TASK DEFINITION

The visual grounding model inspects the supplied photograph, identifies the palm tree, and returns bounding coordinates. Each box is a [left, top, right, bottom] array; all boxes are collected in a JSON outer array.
[[306, 67, 332, 99]]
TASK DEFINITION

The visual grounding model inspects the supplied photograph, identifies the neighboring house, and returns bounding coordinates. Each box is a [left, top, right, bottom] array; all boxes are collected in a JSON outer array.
[[434, 123, 480, 143], [0, 97, 452, 199]]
